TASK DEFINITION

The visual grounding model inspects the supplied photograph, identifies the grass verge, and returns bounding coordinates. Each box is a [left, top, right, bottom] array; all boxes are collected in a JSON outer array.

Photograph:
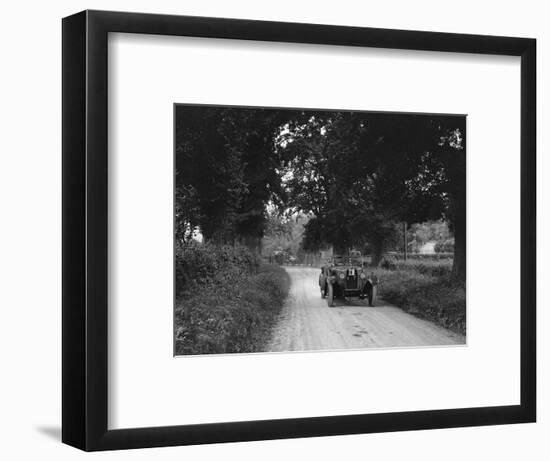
[[175, 242, 290, 355], [377, 267, 466, 336]]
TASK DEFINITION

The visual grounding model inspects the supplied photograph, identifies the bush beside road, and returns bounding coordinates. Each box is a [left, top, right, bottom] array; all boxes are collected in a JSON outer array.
[[377, 259, 466, 336], [175, 242, 290, 355]]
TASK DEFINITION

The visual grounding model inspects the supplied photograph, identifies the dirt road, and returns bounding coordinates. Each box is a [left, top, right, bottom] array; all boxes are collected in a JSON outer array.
[[267, 266, 465, 352]]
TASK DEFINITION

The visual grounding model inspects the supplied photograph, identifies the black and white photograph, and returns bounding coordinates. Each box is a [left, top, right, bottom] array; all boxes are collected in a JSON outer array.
[[174, 104, 466, 355]]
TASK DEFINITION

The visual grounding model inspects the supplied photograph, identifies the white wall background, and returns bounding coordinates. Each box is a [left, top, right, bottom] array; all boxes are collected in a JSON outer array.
[[0, 0, 547, 459]]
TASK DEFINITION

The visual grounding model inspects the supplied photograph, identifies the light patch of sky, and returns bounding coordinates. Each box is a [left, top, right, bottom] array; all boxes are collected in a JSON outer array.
[[265, 199, 304, 219]]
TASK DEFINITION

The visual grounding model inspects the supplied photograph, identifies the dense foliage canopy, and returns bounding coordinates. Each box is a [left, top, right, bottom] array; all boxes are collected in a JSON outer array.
[[175, 106, 466, 281]]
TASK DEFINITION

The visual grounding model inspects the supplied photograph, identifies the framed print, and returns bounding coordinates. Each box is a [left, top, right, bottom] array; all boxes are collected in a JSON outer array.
[[62, 10, 536, 451]]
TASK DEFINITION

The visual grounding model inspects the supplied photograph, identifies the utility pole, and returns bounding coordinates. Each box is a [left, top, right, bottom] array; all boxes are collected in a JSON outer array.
[[403, 222, 408, 261]]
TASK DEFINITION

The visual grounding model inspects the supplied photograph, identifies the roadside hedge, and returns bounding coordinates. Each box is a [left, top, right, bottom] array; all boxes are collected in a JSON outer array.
[[378, 268, 466, 336], [174, 242, 290, 355]]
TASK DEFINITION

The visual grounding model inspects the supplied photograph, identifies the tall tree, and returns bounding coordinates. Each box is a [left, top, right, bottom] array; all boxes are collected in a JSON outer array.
[[175, 106, 466, 282], [217, 108, 295, 250], [429, 123, 466, 282], [278, 111, 465, 276], [175, 106, 247, 244], [175, 106, 301, 250]]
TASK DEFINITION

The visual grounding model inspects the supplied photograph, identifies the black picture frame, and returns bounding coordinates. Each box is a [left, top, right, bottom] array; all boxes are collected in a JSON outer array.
[[62, 9, 536, 451]]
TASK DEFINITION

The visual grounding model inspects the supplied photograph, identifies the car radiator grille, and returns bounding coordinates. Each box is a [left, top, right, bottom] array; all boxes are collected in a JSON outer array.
[[346, 274, 358, 289]]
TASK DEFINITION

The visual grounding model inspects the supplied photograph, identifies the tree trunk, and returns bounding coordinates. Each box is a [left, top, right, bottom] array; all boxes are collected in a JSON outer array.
[[370, 241, 384, 267], [239, 234, 262, 254], [451, 198, 466, 284]]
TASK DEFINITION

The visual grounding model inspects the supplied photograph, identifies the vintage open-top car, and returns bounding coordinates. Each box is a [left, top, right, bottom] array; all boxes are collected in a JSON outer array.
[[319, 252, 378, 307]]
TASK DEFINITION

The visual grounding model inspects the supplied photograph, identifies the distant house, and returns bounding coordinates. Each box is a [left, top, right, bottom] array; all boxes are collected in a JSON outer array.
[[418, 241, 437, 255]]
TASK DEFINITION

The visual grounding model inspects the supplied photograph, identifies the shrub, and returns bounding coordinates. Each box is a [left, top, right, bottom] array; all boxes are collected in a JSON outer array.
[[175, 241, 260, 295], [435, 238, 455, 253], [174, 242, 290, 355], [380, 258, 397, 270], [378, 267, 466, 335], [410, 261, 452, 278], [378, 257, 453, 278]]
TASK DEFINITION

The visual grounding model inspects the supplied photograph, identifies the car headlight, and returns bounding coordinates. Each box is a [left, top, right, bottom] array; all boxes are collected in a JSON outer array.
[[339, 273, 345, 279], [360, 273, 366, 279]]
